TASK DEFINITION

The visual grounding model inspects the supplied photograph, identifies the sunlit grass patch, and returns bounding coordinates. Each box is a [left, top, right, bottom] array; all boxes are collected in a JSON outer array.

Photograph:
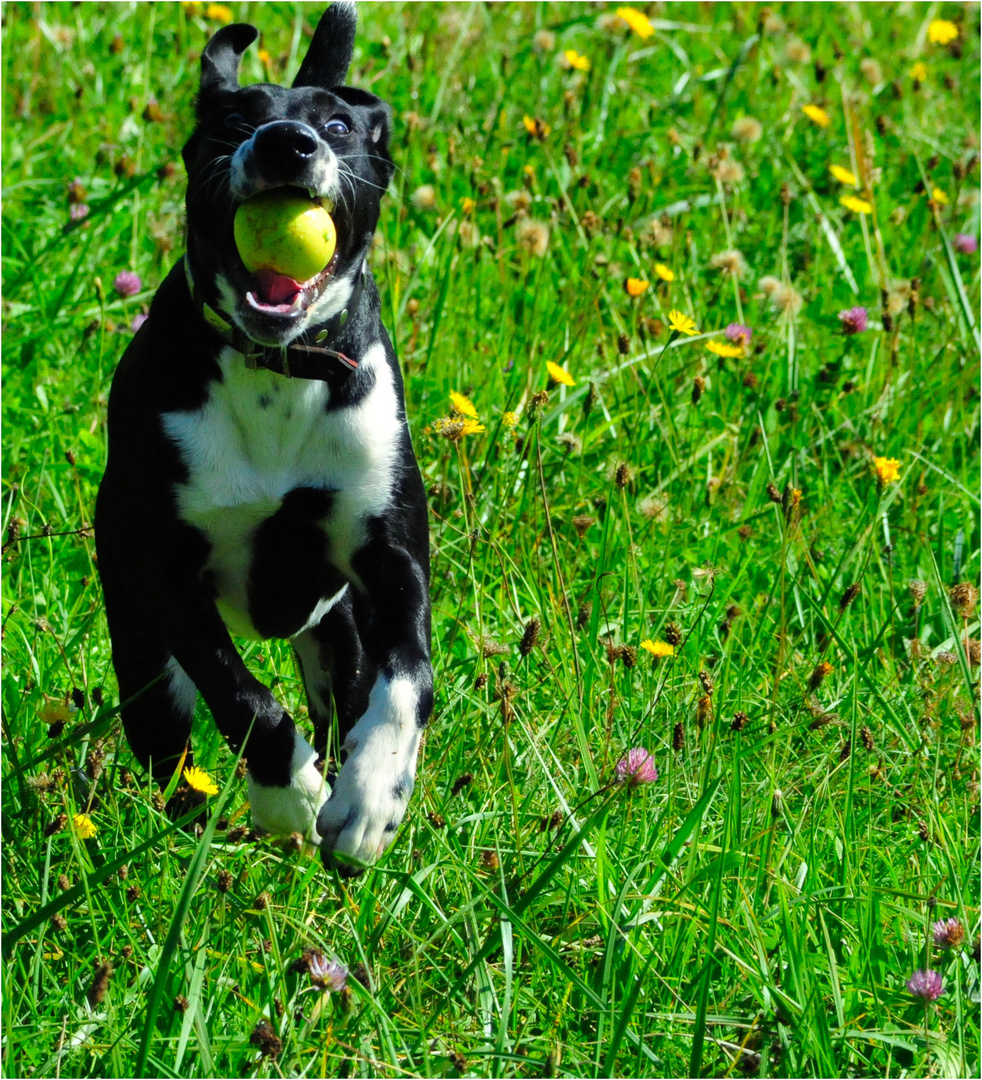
[[2, 2, 979, 1078]]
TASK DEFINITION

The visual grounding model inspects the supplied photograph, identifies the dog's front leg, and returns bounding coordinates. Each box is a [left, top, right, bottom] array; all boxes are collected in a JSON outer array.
[[317, 532, 432, 868]]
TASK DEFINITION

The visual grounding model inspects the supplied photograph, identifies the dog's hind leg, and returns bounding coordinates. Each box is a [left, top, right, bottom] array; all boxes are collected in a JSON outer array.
[[102, 572, 201, 801], [293, 587, 373, 761]]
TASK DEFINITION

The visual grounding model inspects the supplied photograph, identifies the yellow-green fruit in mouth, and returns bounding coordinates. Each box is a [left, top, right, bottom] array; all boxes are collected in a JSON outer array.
[[233, 189, 337, 282]]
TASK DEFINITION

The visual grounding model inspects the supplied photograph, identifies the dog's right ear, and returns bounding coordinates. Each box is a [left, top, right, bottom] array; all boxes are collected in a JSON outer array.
[[198, 23, 258, 106], [293, 2, 357, 90]]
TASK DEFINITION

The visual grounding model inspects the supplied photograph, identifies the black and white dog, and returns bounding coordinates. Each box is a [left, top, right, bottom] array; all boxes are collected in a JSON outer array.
[[95, 2, 432, 870]]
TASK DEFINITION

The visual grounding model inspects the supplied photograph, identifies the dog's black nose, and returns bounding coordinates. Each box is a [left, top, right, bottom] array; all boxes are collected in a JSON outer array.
[[253, 121, 319, 166]]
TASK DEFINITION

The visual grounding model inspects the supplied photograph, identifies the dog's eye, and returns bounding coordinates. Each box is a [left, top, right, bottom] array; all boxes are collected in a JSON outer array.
[[324, 119, 350, 136], [223, 112, 245, 131]]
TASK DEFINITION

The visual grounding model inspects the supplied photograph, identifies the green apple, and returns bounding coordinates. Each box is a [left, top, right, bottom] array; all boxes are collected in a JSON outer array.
[[233, 189, 337, 282]]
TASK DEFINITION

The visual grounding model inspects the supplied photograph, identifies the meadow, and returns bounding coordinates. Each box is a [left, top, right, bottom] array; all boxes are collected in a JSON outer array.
[[2, 2, 980, 1076]]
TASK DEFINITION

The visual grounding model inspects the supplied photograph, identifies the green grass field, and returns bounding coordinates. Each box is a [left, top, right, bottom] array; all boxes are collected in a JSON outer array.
[[2, 2, 980, 1076]]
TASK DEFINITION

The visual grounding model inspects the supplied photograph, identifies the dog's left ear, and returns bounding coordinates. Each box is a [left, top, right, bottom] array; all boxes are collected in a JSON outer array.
[[293, 2, 358, 90], [199, 23, 258, 104]]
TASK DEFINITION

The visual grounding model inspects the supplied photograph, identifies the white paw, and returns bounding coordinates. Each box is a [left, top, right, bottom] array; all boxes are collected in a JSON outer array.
[[247, 731, 329, 843], [317, 676, 421, 867]]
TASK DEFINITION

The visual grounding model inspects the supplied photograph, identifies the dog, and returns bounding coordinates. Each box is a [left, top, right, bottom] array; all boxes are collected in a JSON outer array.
[[95, 1, 432, 871]]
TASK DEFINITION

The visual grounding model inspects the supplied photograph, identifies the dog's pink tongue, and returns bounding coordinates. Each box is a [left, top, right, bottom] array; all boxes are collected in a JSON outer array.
[[251, 269, 302, 306]]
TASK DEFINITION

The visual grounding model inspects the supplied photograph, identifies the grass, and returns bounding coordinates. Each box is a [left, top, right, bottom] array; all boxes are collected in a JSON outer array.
[[2, 2, 980, 1077]]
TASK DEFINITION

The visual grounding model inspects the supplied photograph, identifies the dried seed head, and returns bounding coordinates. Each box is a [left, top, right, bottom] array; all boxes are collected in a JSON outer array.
[[782, 483, 802, 523], [809, 661, 833, 691], [731, 116, 763, 143], [731, 711, 749, 732], [51, 913, 68, 931], [839, 583, 861, 610], [572, 515, 595, 538], [664, 622, 683, 646], [918, 820, 930, 842], [908, 579, 928, 606], [451, 773, 474, 797], [672, 721, 685, 752], [576, 604, 591, 630], [250, 1019, 282, 1060], [173, 994, 189, 1013], [215, 869, 233, 894], [698, 670, 714, 695], [692, 376, 706, 404], [44, 813, 68, 837], [766, 482, 782, 504], [614, 462, 633, 488], [619, 645, 637, 669], [479, 635, 509, 658], [949, 582, 978, 618], [480, 849, 500, 872], [771, 790, 783, 818], [968, 639, 981, 666], [696, 694, 713, 729], [519, 617, 541, 657], [474, 672, 488, 690], [840, 739, 851, 762], [860, 726, 875, 753], [87, 961, 113, 1008], [427, 811, 446, 829]]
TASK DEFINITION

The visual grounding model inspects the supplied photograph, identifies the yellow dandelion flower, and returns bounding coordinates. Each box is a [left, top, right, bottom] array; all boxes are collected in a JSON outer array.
[[873, 456, 901, 484], [523, 164, 536, 179], [180, 1, 203, 15], [840, 194, 874, 214], [204, 3, 233, 24], [668, 309, 698, 336], [616, 6, 655, 40], [450, 390, 478, 419], [461, 196, 476, 214], [706, 340, 744, 359], [40, 701, 72, 725], [625, 277, 649, 297], [184, 766, 219, 795], [653, 263, 675, 282], [73, 813, 97, 839], [522, 115, 551, 139], [830, 164, 857, 186], [564, 49, 591, 71], [911, 61, 928, 82], [928, 19, 958, 45], [546, 361, 575, 386], [641, 639, 675, 657], [433, 416, 485, 441], [502, 410, 520, 428], [257, 48, 271, 68], [802, 104, 832, 128], [931, 187, 948, 205]]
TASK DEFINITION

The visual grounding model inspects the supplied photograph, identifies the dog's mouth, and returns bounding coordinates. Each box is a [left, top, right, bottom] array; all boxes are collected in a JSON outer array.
[[244, 257, 338, 316], [233, 186, 341, 322]]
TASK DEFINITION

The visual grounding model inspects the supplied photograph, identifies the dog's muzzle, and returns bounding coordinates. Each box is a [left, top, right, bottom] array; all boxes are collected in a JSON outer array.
[[231, 121, 337, 203]]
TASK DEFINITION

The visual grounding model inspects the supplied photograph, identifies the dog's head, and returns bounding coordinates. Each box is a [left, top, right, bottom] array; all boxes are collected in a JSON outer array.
[[181, 1, 393, 347]]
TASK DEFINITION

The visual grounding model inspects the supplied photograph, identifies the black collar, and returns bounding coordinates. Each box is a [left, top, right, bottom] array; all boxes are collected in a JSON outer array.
[[183, 255, 361, 384]]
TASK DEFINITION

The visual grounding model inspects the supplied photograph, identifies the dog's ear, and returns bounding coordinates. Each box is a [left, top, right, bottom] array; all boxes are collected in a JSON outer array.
[[293, 2, 357, 90], [199, 23, 258, 103]]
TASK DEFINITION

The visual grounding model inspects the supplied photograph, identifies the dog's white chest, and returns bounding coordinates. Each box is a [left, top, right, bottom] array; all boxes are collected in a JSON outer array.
[[160, 343, 400, 636]]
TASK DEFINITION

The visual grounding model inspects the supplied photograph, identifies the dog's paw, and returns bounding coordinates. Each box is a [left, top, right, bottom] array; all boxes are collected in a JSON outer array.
[[316, 676, 422, 869], [247, 731, 329, 843], [316, 760, 413, 869]]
